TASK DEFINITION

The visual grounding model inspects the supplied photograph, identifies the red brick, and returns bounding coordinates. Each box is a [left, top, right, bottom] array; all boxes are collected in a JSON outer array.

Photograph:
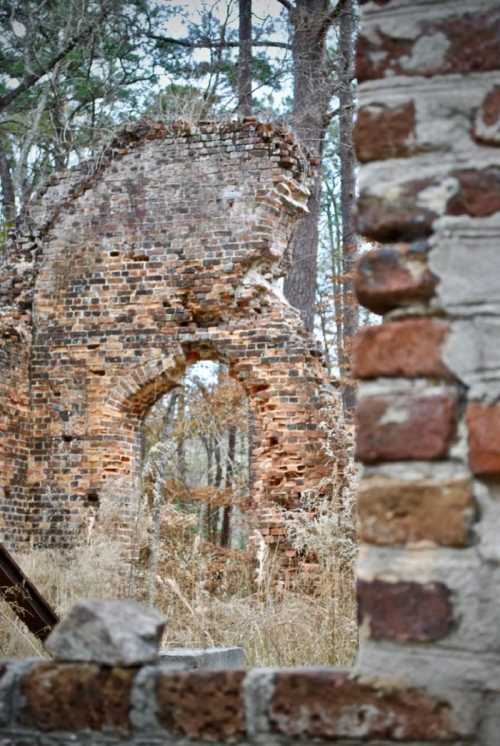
[[478, 85, 500, 123], [473, 86, 500, 145], [353, 320, 451, 380], [20, 663, 134, 733], [357, 9, 500, 82], [354, 102, 417, 162], [358, 477, 475, 547], [156, 670, 245, 742], [355, 244, 437, 314], [466, 403, 500, 475], [269, 671, 460, 740], [356, 393, 457, 463], [358, 579, 453, 642], [356, 178, 436, 242], [447, 167, 500, 218]]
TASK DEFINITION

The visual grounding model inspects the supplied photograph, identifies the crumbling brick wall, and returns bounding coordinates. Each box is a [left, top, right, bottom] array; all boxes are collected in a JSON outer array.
[[0, 119, 336, 550]]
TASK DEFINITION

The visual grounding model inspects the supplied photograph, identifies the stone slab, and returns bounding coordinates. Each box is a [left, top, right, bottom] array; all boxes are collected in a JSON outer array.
[[160, 646, 245, 670]]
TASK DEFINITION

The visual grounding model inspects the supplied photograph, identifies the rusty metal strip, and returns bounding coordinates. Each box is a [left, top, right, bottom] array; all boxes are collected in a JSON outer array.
[[0, 543, 59, 642]]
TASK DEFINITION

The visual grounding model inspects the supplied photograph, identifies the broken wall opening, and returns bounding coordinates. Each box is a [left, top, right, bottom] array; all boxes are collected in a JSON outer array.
[[137, 359, 254, 611], [141, 360, 251, 550]]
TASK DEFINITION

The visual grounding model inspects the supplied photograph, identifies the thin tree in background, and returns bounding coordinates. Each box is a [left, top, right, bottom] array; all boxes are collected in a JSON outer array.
[[279, 0, 347, 333], [0, 138, 15, 227], [338, 0, 358, 413], [238, 0, 253, 115], [220, 424, 236, 546]]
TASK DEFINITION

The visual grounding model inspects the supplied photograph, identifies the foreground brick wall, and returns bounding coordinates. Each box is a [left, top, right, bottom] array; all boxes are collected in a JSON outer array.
[[0, 119, 336, 550], [0, 661, 474, 744], [352, 0, 500, 737]]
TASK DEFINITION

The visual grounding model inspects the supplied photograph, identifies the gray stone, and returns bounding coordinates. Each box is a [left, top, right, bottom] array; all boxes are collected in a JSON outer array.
[[45, 599, 166, 666], [159, 646, 245, 669]]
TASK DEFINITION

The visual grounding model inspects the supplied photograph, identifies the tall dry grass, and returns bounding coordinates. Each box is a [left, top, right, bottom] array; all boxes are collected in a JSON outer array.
[[0, 409, 358, 667]]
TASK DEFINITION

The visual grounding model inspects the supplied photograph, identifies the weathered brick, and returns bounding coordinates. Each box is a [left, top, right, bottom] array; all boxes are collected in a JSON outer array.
[[357, 9, 500, 82], [359, 164, 500, 243], [20, 663, 134, 732], [354, 243, 437, 314], [354, 101, 417, 162], [473, 85, 500, 145], [353, 320, 451, 380], [155, 670, 245, 742], [357, 182, 436, 243], [356, 393, 457, 463], [269, 671, 459, 740], [447, 167, 500, 218], [466, 403, 500, 475], [358, 477, 475, 547], [358, 579, 453, 642]]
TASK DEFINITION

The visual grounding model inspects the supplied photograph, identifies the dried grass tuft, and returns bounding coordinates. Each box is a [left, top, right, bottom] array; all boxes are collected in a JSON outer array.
[[0, 406, 358, 667]]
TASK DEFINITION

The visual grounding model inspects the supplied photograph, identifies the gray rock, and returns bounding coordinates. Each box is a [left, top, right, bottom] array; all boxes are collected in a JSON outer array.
[[45, 599, 166, 666], [160, 646, 245, 669]]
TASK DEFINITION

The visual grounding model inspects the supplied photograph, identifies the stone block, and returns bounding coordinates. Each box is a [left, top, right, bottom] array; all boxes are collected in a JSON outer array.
[[358, 476, 475, 547], [355, 243, 437, 314], [358, 578, 453, 642], [160, 646, 245, 670], [466, 403, 500, 475], [429, 233, 500, 313], [155, 670, 245, 741], [353, 319, 451, 380], [20, 662, 135, 733], [356, 392, 457, 463], [45, 599, 166, 666]]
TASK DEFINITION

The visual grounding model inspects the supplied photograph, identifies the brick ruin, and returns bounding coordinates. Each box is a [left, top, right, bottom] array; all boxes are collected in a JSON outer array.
[[0, 118, 335, 551], [1, 0, 500, 742]]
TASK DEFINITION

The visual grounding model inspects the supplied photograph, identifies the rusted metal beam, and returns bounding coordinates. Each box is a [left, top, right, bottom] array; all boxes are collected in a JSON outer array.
[[0, 543, 59, 642]]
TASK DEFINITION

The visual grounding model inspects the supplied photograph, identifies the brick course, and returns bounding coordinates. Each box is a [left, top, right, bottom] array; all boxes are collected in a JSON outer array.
[[0, 661, 469, 745]]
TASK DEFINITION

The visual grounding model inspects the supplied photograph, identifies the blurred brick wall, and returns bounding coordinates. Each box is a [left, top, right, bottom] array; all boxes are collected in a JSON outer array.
[[353, 0, 500, 738]]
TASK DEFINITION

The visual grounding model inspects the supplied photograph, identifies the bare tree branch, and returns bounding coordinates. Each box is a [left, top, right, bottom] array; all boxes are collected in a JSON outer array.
[[318, 0, 350, 40], [147, 33, 291, 50], [275, 0, 295, 11], [327, 0, 349, 25], [0, 3, 112, 114]]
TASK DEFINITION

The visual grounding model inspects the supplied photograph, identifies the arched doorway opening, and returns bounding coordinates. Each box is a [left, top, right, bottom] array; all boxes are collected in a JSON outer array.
[[136, 360, 254, 614]]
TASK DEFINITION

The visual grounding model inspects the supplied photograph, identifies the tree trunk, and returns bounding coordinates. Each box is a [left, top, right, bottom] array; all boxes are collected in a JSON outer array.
[[220, 425, 236, 547], [206, 436, 222, 543], [284, 0, 331, 333], [0, 138, 16, 226], [176, 389, 187, 484], [338, 0, 358, 415], [238, 0, 252, 116]]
